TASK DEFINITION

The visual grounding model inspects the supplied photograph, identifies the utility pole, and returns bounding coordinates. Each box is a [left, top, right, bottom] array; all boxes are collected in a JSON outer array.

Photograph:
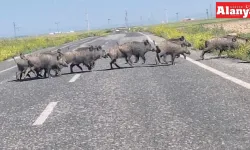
[[108, 19, 110, 25], [13, 22, 16, 38], [210, 3, 212, 18], [13, 22, 21, 38], [125, 10, 128, 29], [165, 9, 168, 23], [85, 10, 90, 35], [140, 16, 143, 26], [55, 22, 60, 33], [206, 9, 209, 19], [176, 12, 179, 22]]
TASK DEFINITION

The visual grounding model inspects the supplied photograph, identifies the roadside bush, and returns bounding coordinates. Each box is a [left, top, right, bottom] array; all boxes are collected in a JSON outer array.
[[227, 43, 250, 61]]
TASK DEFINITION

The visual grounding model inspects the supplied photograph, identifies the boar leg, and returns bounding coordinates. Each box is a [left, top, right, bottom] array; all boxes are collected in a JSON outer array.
[[16, 72, 20, 80], [23, 67, 35, 80], [70, 64, 75, 73], [162, 54, 168, 64], [171, 54, 176, 65], [218, 50, 223, 58], [87, 65, 92, 71], [126, 56, 133, 67], [155, 53, 161, 65], [16, 72, 22, 81], [182, 54, 186, 59], [76, 64, 83, 71], [110, 60, 114, 69], [46, 68, 52, 78], [110, 59, 116, 69], [200, 48, 210, 60], [141, 55, 146, 64], [43, 69, 47, 78], [134, 55, 140, 63]]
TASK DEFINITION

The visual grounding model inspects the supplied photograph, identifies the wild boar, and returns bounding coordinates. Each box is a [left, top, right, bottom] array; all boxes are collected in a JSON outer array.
[[22, 49, 68, 79], [155, 41, 191, 65], [200, 37, 238, 60]]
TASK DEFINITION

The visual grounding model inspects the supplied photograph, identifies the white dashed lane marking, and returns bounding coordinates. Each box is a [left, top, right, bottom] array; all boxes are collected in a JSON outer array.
[[32, 102, 58, 126], [69, 74, 81, 83]]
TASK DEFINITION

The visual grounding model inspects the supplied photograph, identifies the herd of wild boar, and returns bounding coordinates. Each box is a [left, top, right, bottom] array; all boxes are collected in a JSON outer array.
[[12, 34, 249, 81]]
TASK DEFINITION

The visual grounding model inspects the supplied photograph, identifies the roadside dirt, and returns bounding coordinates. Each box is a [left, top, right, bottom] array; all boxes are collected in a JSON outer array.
[[204, 19, 250, 34]]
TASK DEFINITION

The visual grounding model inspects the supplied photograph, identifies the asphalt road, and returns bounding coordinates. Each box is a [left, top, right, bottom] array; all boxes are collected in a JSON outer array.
[[1, 32, 250, 149]]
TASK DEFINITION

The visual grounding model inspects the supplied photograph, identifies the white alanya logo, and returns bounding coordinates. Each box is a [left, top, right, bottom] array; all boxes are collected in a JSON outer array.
[[217, 5, 250, 18]]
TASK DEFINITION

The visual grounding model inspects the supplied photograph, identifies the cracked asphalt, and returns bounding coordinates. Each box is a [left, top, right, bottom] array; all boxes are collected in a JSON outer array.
[[1, 32, 250, 149]]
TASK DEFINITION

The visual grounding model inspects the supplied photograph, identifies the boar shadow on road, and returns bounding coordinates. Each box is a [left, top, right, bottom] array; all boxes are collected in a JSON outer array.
[[95, 63, 171, 72], [196, 56, 228, 61], [61, 70, 91, 76], [9, 76, 48, 82]]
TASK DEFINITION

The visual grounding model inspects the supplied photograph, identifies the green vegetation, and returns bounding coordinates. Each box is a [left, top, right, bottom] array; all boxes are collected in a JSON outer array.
[[159, 18, 243, 28], [146, 24, 227, 50], [0, 30, 111, 61], [140, 18, 250, 61]]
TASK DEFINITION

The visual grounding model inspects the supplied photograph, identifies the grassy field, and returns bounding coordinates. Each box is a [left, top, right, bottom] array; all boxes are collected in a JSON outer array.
[[133, 18, 250, 61], [0, 30, 111, 61]]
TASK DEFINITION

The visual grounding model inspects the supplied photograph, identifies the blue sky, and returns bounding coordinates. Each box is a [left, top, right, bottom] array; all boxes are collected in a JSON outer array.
[[0, 0, 245, 37]]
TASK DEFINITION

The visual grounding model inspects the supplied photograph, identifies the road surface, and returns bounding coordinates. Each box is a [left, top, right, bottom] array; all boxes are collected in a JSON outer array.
[[1, 32, 250, 149]]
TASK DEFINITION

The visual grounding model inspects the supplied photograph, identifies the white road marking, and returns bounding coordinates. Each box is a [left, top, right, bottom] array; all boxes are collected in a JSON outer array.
[[181, 55, 250, 90], [6, 56, 21, 62], [69, 74, 81, 82], [52, 45, 70, 52], [0, 66, 16, 74], [32, 102, 58, 126], [7, 58, 14, 62], [138, 32, 158, 44]]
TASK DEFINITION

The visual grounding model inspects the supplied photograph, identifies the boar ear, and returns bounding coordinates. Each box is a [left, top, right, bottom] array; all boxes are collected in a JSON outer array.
[[57, 53, 62, 60], [57, 49, 62, 53], [232, 37, 237, 42], [89, 45, 94, 51], [20, 53, 25, 59], [96, 45, 101, 51], [143, 39, 149, 45], [180, 36, 185, 41]]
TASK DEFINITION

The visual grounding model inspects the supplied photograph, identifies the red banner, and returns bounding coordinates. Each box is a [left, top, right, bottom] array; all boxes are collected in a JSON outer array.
[[216, 2, 250, 18]]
